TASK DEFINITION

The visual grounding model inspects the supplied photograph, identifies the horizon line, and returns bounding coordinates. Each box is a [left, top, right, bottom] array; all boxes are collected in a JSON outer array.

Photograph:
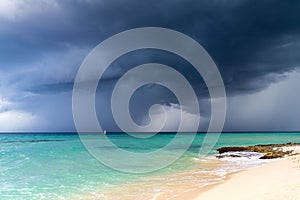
[[0, 131, 300, 134]]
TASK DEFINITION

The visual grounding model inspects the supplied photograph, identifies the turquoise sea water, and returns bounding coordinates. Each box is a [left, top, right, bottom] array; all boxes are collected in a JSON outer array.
[[1, 133, 300, 199]]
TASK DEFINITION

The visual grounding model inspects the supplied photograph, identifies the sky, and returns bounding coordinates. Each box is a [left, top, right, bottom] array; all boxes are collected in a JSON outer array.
[[0, 0, 300, 132]]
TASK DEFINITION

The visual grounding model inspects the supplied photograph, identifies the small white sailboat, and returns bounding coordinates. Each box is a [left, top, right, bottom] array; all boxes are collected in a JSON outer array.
[[103, 130, 107, 134]]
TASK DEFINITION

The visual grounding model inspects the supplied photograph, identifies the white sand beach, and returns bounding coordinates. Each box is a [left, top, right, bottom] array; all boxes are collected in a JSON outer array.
[[185, 146, 300, 200]]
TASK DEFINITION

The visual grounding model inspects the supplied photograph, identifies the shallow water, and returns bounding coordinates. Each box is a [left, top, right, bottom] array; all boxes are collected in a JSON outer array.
[[1, 133, 299, 199]]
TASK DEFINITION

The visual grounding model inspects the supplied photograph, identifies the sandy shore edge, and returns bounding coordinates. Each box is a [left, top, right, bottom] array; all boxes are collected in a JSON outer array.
[[175, 145, 300, 200]]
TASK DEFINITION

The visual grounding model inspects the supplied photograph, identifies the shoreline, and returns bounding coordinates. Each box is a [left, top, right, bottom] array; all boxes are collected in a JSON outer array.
[[74, 144, 300, 200], [170, 170, 241, 200], [178, 145, 300, 200]]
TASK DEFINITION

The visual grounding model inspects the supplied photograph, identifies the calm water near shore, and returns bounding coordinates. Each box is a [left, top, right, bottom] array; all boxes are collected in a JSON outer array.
[[1, 133, 300, 199]]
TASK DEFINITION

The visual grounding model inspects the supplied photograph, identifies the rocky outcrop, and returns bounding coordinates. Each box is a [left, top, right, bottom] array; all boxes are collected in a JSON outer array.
[[217, 142, 299, 159]]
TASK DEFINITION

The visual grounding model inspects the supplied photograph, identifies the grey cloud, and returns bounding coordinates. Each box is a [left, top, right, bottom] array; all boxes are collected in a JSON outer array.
[[2, 0, 300, 88], [1, 0, 300, 131]]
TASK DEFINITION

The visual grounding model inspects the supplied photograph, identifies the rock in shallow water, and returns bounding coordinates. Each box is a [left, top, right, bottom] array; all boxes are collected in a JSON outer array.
[[216, 142, 300, 159]]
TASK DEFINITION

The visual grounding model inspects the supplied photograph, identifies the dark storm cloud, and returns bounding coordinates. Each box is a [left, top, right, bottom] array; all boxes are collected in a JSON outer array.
[[1, 0, 300, 131], [2, 0, 299, 94]]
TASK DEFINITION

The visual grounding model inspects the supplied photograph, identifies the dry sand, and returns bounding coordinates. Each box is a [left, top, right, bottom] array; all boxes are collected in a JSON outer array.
[[187, 146, 300, 200]]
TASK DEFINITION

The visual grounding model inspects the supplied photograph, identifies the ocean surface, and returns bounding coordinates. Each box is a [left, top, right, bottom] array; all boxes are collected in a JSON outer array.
[[1, 132, 300, 200]]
